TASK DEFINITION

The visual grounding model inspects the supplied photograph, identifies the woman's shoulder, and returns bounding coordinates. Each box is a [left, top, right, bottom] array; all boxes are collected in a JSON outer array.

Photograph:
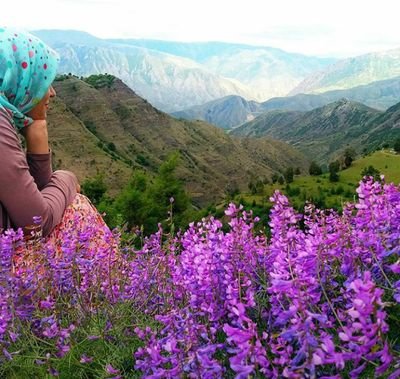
[[0, 107, 14, 127], [0, 108, 22, 146]]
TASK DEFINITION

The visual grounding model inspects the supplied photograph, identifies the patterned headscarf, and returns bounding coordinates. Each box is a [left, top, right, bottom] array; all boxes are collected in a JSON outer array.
[[0, 27, 59, 130]]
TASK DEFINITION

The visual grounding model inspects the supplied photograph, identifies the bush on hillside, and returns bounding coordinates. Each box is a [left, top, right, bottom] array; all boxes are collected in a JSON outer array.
[[342, 147, 356, 168], [361, 165, 381, 181], [81, 174, 107, 206], [84, 74, 116, 89], [111, 153, 191, 234], [394, 137, 400, 153], [309, 161, 322, 176], [284, 167, 294, 183], [329, 160, 340, 182]]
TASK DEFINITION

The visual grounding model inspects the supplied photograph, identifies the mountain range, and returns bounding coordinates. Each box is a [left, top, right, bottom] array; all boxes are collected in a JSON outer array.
[[289, 48, 400, 95], [48, 74, 309, 205], [33, 30, 400, 115], [32, 30, 400, 190], [231, 99, 400, 163], [172, 76, 400, 129], [32, 30, 334, 111]]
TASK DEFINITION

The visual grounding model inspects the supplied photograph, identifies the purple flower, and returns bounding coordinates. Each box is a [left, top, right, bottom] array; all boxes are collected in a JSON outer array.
[[105, 363, 120, 375], [80, 354, 93, 364], [1, 177, 399, 377], [87, 335, 100, 341], [48, 367, 59, 377]]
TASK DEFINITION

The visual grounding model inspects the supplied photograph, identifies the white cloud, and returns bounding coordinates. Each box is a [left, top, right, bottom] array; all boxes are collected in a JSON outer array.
[[1, 0, 400, 57]]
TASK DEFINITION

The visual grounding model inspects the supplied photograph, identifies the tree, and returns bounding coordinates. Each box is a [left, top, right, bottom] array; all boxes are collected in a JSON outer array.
[[361, 165, 381, 181], [113, 171, 149, 229], [112, 153, 191, 234], [81, 174, 107, 206], [284, 167, 294, 183], [255, 180, 264, 194], [248, 180, 256, 195], [309, 161, 322, 176], [248, 179, 264, 195], [343, 147, 356, 168], [107, 142, 116, 152], [271, 173, 279, 184], [147, 153, 190, 229], [329, 161, 340, 182], [394, 138, 400, 154]]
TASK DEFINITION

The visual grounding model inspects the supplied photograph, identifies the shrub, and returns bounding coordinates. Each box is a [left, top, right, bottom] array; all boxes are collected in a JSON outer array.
[[81, 174, 108, 206], [394, 138, 400, 153], [309, 161, 322, 176], [84, 74, 116, 89], [84, 120, 96, 135], [286, 185, 300, 197], [107, 142, 117, 152], [361, 165, 381, 181], [114, 104, 130, 120], [284, 167, 294, 183], [135, 154, 150, 166], [343, 147, 356, 168], [329, 160, 340, 182]]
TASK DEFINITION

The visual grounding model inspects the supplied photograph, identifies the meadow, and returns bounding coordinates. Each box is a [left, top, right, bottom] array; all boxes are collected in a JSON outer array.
[[1, 175, 400, 378], [240, 149, 400, 212]]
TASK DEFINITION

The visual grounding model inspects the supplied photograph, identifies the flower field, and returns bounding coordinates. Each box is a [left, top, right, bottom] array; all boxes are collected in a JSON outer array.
[[1, 178, 400, 378]]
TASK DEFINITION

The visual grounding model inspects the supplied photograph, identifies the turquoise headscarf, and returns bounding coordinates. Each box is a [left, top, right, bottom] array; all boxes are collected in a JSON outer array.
[[0, 27, 59, 130]]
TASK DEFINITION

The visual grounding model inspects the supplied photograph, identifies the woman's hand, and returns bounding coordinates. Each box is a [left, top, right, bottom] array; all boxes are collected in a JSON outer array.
[[24, 119, 49, 154]]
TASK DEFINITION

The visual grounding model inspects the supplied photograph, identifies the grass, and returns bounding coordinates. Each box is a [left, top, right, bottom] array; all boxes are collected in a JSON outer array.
[[238, 149, 400, 212], [0, 303, 155, 379]]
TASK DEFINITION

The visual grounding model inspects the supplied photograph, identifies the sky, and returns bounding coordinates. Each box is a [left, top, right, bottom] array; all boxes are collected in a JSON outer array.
[[2, 0, 400, 58]]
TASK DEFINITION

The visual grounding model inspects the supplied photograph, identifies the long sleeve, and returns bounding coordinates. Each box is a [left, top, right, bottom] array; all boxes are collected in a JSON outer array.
[[0, 111, 78, 237], [26, 151, 53, 190]]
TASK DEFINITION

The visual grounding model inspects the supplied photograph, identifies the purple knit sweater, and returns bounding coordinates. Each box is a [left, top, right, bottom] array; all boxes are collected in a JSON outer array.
[[0, 109, 77, 237]]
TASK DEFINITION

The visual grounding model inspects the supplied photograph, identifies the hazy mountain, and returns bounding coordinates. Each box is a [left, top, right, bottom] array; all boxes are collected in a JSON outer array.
[[107, 39, 335, 100], [289, 48, 400, 95], [262, 76, 400, 112], [50, 75, 308, 205], [230, 99, 392, 163], [173, 77, 400, 129], [33, 30, 258, 112], [172, 95, 263, 129], [32, 30, 334, 111], [201, 47, 334, 100]]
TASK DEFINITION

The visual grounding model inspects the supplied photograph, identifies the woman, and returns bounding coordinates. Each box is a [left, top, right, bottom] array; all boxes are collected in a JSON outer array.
[[0, 27, 113, 255]]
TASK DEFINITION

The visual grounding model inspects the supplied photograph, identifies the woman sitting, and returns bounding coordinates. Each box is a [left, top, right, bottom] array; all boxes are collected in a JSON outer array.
[[0, 28, 113, 256]]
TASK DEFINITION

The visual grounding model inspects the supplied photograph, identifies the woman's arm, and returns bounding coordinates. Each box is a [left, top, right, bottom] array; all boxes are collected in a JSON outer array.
[[0, 111, 78, 237], [24, 119, 49, 154], [24, 120, 53, 190], [26, 151, 53, 191]]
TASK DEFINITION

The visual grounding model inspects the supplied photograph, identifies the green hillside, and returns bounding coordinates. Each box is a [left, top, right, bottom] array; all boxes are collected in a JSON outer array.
[[49, 74, 308, 206], [231, 98, 400, 164], [238, 150, 400, 212]]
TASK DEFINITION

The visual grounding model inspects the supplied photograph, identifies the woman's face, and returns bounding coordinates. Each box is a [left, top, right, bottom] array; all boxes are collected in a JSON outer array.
[[26, 85, 56, 120]]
